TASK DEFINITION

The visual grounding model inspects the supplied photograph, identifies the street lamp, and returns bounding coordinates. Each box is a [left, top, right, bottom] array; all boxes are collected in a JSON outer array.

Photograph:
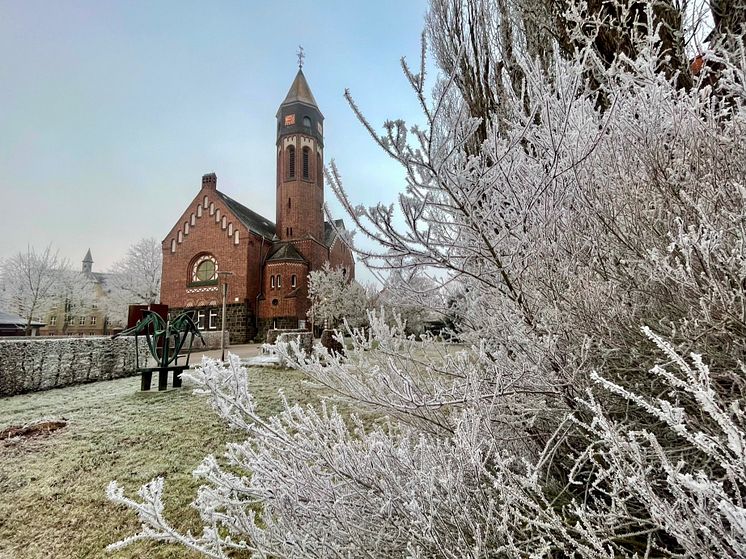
[[217, 271, 233, 361]]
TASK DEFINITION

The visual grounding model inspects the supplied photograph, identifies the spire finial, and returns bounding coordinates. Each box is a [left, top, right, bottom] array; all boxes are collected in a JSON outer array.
[[297, 45, 305, 69]]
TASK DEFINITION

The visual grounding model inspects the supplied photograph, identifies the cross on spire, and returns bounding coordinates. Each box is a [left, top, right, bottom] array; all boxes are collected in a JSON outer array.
[[297, 45, 305, 69]]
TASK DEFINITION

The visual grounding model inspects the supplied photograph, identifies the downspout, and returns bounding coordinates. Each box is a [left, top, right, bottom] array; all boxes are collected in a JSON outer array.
[[255, 235, 266, 333]]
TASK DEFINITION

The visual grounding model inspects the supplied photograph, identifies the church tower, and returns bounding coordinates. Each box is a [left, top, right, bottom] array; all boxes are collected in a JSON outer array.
[[275, 66, 325, 242], [82, 249, 93, 274]]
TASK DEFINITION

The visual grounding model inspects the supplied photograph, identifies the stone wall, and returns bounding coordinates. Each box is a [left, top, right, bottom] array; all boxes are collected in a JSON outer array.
[[195, 330, 230, 350], [266, 328, 313, 356], [0, 336, 149, 397], [169, 304, 254, 344], [258, 317, 300, 341]]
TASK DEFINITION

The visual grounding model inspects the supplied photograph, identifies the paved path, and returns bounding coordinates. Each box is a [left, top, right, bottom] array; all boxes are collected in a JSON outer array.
[[186, 343, 264, 361], [144, 343, 265, 368]]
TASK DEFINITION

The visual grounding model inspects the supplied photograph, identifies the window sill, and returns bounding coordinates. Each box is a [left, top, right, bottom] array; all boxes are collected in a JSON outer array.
[[188, 279, 218, 288]]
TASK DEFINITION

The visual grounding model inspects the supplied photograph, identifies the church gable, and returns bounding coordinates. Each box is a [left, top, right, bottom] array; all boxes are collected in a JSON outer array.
[[162, 174, 273, 256], [160, 173, 271, 317]]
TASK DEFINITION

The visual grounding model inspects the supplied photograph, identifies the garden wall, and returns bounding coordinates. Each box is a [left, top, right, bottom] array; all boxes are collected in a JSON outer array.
[[0, 336, 150, 397], [196, 331, 230, 351], [269, 329, 313, 355]]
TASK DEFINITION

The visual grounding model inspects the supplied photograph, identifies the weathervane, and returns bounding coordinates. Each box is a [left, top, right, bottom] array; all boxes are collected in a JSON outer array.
[[297, 45, 305, 69]]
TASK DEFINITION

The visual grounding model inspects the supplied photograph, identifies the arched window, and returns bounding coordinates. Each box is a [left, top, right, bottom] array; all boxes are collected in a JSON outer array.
[[317, 153, 323, 183], [228, 223, 233, 236], [270, 275, 275, 289], [291, 274, 297, 288], [303, 116, 311, 128], [191, 254, 218, 284], [170, 239, 176, 253], [197, 205, 203, 217], [234, 230, 240, 245], [302, 147, 310, 180], [276, 274, 281, 288], [287, 145, 295, 178], [190, 213, 196, 226]]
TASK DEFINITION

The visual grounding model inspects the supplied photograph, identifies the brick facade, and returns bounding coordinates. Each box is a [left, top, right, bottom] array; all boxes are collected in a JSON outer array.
[[159, 69, 355, 342]]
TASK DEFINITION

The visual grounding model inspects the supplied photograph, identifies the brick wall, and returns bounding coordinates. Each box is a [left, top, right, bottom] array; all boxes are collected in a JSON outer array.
[[276, 135, 325, 242], [160, 180, 270, 314], [329, 237, 356, 281]]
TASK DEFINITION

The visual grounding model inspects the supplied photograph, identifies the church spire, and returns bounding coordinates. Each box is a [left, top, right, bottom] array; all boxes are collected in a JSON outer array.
[[279, 68, 319, 110], [82, 249, 93, 274]]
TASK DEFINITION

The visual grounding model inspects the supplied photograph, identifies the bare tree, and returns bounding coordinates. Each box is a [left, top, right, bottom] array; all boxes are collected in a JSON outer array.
[[0, 245, 70, 335], [104, 238, 162, 327], [57, 269, 96, 333]]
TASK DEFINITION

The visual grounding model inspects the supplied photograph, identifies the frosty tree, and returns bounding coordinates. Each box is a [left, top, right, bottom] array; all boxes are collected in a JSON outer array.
[[0, 245, 83, 334], [104, 237, 162, 327], [307, 262, 367, 329], [57, 268, 96, 333], [108, 0, 746, 556]]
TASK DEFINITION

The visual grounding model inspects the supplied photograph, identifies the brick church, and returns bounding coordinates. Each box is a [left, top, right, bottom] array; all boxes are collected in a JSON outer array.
[[160, 67, 355, 342]]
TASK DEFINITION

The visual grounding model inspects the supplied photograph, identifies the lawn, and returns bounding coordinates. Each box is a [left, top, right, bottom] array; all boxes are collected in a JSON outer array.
[[0, 363, 325, 559]]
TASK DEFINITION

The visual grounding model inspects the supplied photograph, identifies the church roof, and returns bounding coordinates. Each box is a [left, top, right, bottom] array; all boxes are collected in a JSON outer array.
[[90, 271, 114, 288], [216, 191, 276, 240], [280, 69, 319, 109], [324, 219, 346, 247], [266, 242, 306, 262]]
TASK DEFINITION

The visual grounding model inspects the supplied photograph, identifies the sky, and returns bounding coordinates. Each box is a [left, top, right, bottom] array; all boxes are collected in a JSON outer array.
[[0, 0, 430, 283]]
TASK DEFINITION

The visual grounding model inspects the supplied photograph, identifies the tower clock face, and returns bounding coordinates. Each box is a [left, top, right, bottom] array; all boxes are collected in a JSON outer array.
[[284, 114, 295, 126]]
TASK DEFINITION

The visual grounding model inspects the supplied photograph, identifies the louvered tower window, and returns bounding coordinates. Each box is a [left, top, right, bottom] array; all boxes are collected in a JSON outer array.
[[302, 147, 310, 179], [287, 145, 295, 178]]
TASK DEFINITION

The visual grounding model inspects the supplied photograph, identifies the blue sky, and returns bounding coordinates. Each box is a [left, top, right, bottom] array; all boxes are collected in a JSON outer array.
[[0, 0, 429, 281]]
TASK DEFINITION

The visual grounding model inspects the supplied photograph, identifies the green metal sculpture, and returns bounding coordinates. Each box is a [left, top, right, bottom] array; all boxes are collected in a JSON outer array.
[[114, 310, 205, 391]]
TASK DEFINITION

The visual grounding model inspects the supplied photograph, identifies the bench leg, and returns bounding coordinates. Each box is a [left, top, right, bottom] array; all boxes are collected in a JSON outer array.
[[158, 370, 168, 391], [141, 371, 152, 391], [173, 369, 183, 388]]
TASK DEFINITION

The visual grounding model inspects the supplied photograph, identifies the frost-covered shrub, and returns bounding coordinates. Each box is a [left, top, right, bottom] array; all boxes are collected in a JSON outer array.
[[106, 2, 746, 556]]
